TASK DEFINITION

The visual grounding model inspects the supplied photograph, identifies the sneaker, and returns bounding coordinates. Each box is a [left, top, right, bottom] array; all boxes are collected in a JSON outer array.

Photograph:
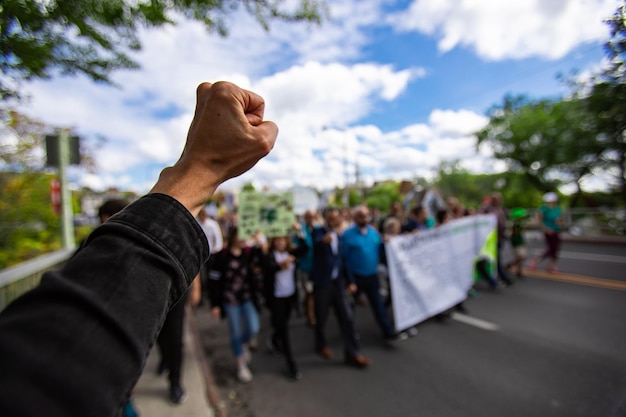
[[407, 327, 419, 337], [288, 364, 302, 381], [547, 267, 559, 274], [528, 259, 537, 270], [386, 332, 408, 343], [237, 365, 253, 383], [169, 385, 188, 404]]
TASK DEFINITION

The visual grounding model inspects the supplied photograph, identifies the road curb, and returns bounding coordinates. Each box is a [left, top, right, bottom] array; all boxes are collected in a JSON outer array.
[[188, 306, 228, 417]]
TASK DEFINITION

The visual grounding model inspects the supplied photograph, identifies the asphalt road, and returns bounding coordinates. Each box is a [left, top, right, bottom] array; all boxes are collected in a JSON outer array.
[[196, 238, 626, 417]]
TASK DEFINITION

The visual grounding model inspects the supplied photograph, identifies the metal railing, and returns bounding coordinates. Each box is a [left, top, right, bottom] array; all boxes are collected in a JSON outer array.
[[521, 208, 625, 237], [0, 248, 75, 311]]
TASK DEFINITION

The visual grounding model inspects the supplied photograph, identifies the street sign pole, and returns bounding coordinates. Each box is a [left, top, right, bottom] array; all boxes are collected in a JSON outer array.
[[57, 129, 75, 248]]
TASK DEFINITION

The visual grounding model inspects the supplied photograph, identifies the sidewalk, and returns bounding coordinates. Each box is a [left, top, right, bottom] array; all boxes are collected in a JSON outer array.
[[132, 308, 215, 417]]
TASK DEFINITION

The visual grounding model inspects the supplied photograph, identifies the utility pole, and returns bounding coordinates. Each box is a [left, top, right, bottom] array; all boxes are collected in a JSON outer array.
[[57, 129, 75, 248]]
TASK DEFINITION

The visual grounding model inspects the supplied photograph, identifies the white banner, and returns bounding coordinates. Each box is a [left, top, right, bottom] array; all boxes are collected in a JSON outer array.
[[385, 214, 497, 331]]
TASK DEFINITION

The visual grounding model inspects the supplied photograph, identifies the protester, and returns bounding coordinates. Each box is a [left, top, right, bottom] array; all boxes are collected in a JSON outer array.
[[262, 226, 309, 380], [97, 199, 141, 416], [379, 216, 402, 304], [378, 201, 403, 232], [310, 207, 370, 368], [480, 193, 514, 286], [198, 205, 224, 255], [342, 205, 398, 342], [379, 217, 418, 336], [506, 208, 529, 277], [0, 81, 278, 417], [208, 226, 263, 383], [294, 209, 317, 327], [528, 192, 563, 273], [156, 289, 190, 403], [446, 196, 464, 219], [401, 205, 429, 233]]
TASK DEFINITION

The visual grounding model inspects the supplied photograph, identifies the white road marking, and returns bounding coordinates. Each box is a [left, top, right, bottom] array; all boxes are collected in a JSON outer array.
[[451, 312, 500, 331]]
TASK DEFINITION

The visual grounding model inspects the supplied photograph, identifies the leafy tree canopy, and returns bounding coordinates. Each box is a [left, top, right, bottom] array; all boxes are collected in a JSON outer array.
[[477, 4, 626, 206], [365, 181, 401, 211], [476, 95, 605, 199], [0, 0, 326, 100]]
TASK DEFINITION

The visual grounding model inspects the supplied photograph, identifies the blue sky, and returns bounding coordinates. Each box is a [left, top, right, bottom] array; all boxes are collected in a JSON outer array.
[[15, 0, 621, 194]]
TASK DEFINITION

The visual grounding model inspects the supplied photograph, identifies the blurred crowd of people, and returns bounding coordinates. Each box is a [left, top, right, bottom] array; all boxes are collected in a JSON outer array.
[[194, 190, 563, 384]]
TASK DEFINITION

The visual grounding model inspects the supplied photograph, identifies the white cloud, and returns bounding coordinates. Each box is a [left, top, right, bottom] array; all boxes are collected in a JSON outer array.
[[255, 61, 420, 129], [429, 109, 489, 137], [388, 0, 619, 60], [14, 0, 609, 196]]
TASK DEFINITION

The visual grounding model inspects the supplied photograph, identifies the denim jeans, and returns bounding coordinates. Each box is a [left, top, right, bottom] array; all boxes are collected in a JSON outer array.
[[224, 300, 260, 358]]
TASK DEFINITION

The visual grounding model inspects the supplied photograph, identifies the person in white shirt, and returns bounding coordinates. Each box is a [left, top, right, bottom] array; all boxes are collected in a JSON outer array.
[[198, 206, 224, 254], [197, 206, 224, 306], [262, 225, 309, 380]]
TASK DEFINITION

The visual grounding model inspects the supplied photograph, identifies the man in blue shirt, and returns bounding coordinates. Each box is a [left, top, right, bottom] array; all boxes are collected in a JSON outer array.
[[342, 205, 396, 341]]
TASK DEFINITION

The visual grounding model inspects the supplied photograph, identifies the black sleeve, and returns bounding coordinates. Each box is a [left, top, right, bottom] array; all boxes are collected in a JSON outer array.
[[290, 235, 310, 258], [0, 194, 208, 417], [312, 226, 327, 248]]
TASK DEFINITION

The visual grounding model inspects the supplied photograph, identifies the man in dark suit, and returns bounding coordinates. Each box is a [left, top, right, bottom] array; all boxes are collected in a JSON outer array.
[[310, 207, 370, 368]]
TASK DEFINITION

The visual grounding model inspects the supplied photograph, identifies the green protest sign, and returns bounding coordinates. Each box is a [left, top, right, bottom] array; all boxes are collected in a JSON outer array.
[[238, 191, 296, 239]]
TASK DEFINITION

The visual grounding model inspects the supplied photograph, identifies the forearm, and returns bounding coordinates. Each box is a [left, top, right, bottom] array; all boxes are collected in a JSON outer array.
[[0, 194, 208, 417], [150, 164, 219, 217]]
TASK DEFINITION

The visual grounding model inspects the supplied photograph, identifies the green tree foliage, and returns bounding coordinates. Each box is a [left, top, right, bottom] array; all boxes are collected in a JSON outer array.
[[584, 82, 626, 204], [580, 4, 626, 204], [0, 0, 327, 100], [0, 172, 63, 268], [433, 161, 545, 210], [365, 181, 401, 211], [0, 108, 83, 267], [601, 3, 626, 84], [0, 107, 47, 169], [476, 5, 626, 208], [476, 95, 606, 207]]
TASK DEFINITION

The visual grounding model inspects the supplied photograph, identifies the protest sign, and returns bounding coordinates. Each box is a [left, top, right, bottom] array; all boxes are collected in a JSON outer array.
[[385, 214, 497, 331], [238, 191, 296, 239]]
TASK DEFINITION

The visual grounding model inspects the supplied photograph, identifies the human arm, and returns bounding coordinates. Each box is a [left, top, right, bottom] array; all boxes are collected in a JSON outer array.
[[0, 195, 206, 417], [0, 81, 277, 417], [290, 225, 310, 258], [150, 81, 277, 216]]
